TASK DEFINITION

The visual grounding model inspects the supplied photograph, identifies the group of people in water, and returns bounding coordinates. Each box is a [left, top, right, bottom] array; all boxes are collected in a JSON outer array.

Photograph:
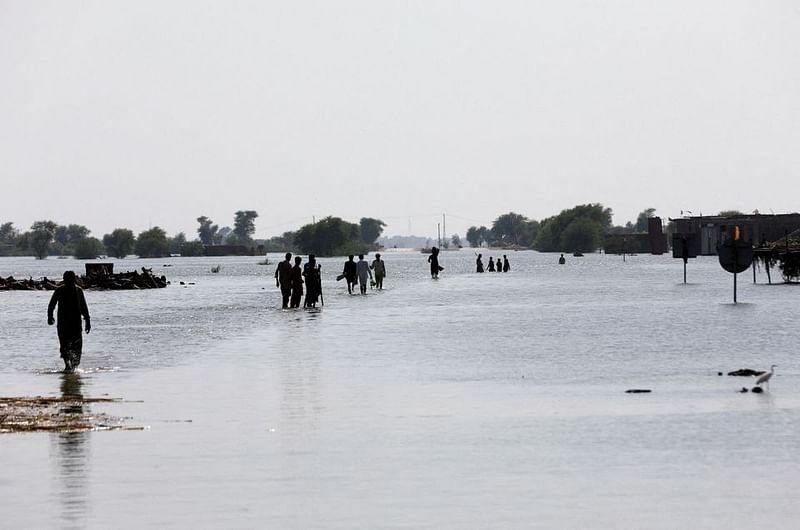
[[274, 253, 323, 309], [42, 248, 528, 371], [274, 252, 387, 308], [475, 253, 511, 273], [339, 254, 387, 294]]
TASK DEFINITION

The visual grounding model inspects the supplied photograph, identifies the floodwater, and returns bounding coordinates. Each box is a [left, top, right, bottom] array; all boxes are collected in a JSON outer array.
[[1, 251, 798, 529]]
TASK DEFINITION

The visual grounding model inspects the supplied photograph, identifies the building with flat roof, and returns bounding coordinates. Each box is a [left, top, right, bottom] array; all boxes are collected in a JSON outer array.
[[670, 213, 800, 255]]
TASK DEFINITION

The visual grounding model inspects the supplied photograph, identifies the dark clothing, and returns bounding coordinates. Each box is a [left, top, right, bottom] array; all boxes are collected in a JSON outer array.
[[342, 260, 357, 294], [502, 258, 509, 272], [476, 258, 484, 273], [487, 259, 495, 272], [48, 284, 90, 369], [343, 261, 357, 281], [289, 265, 304, 308], [428, 254, 440, 277], [303, 263, 322, 307], [275, 260, 293, 308]]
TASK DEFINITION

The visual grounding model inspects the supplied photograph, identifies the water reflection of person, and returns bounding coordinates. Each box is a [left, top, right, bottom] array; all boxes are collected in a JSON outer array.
[[53, 372, 91, 527], [47, 271, 91, 373]]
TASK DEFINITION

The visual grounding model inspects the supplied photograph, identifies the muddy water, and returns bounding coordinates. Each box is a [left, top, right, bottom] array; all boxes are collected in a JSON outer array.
[[1, 252, 799, 528]]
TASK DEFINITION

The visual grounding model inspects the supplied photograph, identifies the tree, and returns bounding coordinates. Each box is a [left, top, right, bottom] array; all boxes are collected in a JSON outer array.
[[534, 204, 612, 252], [491, 212, 530, 246], [466, 226, 489, 247], [0, 222, 19, 256], [135, 227, 170, 258], [197, 216, 219, 245], [180, 241, 205, 257], [0, 222, 18, 243], [169, 232, 187, 255], [74, 237, 106, 259], [54, 224, 90, 246], [634, 208, 656, 232], [359, 217, 386, 245], [451, 234, 462, 248], [718, 210, 744, 217], [103, 228, 136, 259], [560, 218, 602, 253], [294, 216, 362, 256], [29, 220, 57, 259], [263, 231, 298, 253], [232, 210, 258, 243]]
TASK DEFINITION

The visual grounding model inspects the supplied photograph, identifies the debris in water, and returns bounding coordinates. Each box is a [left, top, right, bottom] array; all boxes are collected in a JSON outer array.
[[0, 396, 142, 433]]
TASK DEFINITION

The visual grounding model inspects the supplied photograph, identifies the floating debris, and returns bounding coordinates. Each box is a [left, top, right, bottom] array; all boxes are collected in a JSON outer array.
[[0, 267, 167, 291], [625, 389, 652, 393], [727, 368, 765, 377], [0, 396, 142, 433]]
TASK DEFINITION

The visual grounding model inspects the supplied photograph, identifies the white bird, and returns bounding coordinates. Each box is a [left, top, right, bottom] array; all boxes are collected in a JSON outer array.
[[755, 365, 777, 390]]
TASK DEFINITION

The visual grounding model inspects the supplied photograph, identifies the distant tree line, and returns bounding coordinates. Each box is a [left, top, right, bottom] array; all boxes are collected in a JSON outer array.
[[466, 204, 667, 253], [0, 205, 684, 259], [0, 209, 263, 260], [0, 212, 387, 260]]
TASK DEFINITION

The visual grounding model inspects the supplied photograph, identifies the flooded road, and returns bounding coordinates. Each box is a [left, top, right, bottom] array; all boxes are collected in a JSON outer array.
[[2, 251, 799, 528]]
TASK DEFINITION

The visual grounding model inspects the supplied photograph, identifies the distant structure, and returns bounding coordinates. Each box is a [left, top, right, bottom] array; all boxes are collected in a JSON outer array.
[[671, 213, 800, 256], [604, 216, 668, 255]]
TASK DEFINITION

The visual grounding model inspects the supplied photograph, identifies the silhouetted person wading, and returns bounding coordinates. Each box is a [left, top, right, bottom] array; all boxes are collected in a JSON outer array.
[[371, 253, 386, 289], [428, 247, 442, 278], [47, 271, 91, 373], [289, 256, 304, 308], [275, 252, 293, 308], [342, 255, 357, 294], [356, 254, 372, 294]]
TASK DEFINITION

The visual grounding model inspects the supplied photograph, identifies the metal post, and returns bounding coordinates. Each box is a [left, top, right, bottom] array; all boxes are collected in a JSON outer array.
[[733, 249, 738, 304]]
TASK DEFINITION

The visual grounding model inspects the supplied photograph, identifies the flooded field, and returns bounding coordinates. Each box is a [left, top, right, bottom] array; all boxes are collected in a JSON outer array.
[[1, 251, 798, 528]]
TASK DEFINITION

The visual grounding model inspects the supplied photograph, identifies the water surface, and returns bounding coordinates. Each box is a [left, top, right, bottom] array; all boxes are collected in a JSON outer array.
[[1, 251, 798, 528]]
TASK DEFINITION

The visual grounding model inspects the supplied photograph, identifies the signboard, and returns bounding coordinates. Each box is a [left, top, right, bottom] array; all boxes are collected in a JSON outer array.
[[717, 241, 753, 274], [672, 234, 698, 260]]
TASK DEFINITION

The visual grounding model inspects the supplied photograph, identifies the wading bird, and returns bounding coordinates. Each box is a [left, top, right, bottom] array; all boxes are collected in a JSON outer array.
[[755, 365, 777, 390]]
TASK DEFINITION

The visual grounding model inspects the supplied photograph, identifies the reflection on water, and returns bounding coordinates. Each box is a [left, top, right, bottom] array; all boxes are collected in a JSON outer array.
[[279, 317, 323, 432], [51, 373, 90, 528]]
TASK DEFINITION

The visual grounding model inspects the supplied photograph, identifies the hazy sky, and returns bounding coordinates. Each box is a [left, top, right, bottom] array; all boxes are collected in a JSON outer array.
[[2, 1, 799, 240]]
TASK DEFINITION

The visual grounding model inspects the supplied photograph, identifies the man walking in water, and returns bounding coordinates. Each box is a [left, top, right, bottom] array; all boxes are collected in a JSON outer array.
[[289, 256, 304, 308], [47, 271, 91, 373], [370, 253, 386, 289], [427, 247, 442, 278], [275, 252, 293, 308], [356, 254, 372, 294], [342, 255, 357, 294]]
